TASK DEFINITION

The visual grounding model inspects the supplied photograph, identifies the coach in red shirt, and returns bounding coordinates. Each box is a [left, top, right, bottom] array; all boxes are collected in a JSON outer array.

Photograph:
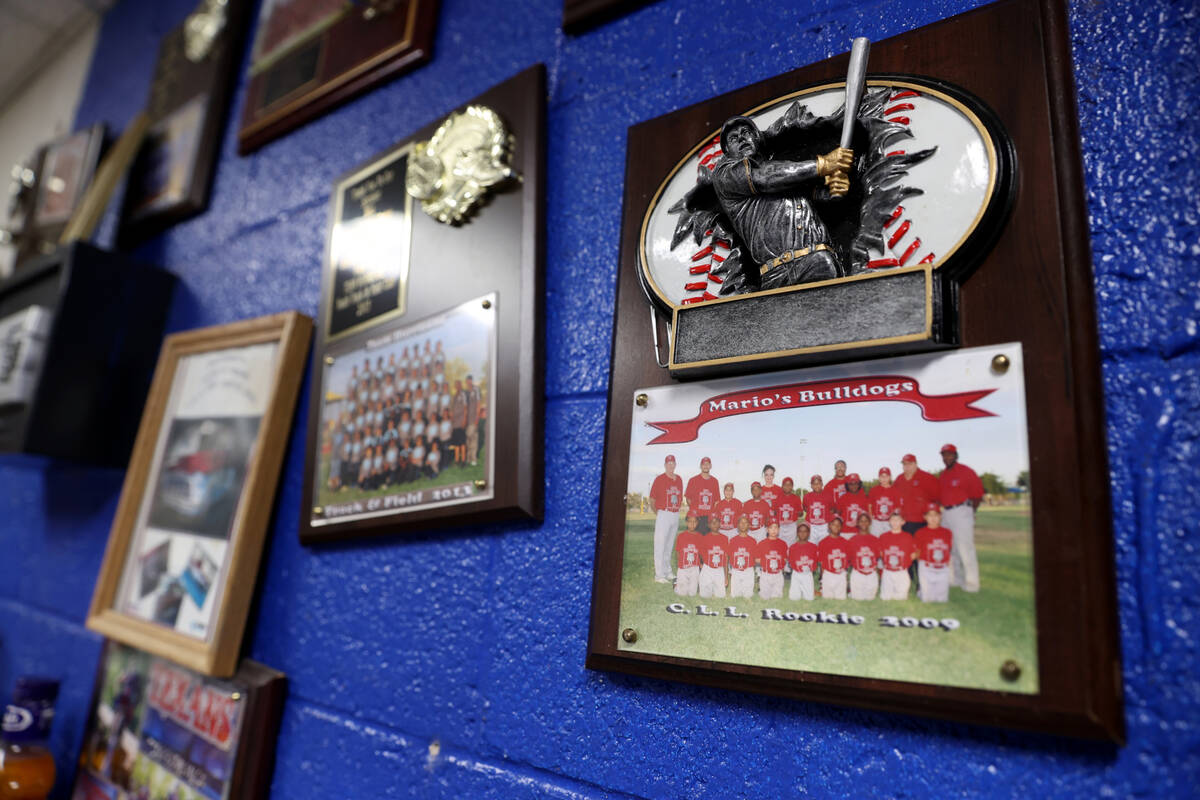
[[938, 443, 984, 592], [685, 456, 720, 533], [894, 453, 938, 534]]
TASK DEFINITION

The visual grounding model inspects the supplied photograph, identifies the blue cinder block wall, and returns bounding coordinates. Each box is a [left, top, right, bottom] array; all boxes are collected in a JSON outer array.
[[3, 0, 1198, 796]]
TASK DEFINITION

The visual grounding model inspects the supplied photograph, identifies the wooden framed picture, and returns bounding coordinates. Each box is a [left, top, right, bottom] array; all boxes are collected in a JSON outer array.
[[118, 0, 255, 246], [586, 0, 1122, 741], [70, 641, 285, 800], [298, 65, 545, 543], [87, 312, 313, 676], [236, 0, 440, 154]]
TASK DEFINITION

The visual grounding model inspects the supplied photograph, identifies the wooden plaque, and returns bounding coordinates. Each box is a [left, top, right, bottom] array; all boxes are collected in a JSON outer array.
[[118, 0, 254, 246], [298, 65, 545, 544], [586, 0, 1122, 741], [237, 0, 440, 155]]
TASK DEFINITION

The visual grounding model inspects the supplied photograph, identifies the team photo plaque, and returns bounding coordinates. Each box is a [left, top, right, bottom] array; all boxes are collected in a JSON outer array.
[[299, 66, 545, 543], [587, 0, 1122, 741]]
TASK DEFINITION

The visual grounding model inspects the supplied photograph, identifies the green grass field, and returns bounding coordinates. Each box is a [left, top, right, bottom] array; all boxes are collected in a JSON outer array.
[[617, 505, 1037, 693], [315, 443, 489, 506]]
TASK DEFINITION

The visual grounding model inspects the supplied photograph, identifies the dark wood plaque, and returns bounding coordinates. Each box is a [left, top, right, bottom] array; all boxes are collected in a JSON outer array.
[[118, 0, 254, 246], [586, 0, 1122, 742], [562, 0, 658, 33], [298, 65, 545, 544], [236, 0, 440, 155]]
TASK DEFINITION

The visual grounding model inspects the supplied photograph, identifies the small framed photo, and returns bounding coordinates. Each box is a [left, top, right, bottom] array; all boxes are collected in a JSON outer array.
[[71, 641, 286, 800], [87, 312, 312, 676], [236, 0, 440, 154]]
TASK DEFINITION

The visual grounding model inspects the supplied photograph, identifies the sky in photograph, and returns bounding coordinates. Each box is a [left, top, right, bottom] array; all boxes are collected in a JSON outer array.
[[628, 343, 1030, 497]]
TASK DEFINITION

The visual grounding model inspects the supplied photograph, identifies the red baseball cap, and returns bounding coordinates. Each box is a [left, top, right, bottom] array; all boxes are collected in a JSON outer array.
[[847, 473, 860, 482], [901, 453, 916, 463], [685, 511, 698, 520], [723, 481, 734, 490], [782, 476, 794, 485], [925, 501, 941, 512], [878, 467, 892, 476], [750, 481, 762, 490], [700, 456, 712, 465], [940, 443, 957, 454], [664, 454, 676, 464], [810, 474, 822, 483]]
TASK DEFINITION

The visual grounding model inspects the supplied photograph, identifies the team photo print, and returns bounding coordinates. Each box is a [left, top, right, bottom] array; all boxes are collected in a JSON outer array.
[[311, 295, 496, 526], [619, 343, 1037, 692]]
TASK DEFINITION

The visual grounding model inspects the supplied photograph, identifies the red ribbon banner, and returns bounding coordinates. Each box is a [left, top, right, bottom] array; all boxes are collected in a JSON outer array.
[[646, 375, 995, 445]]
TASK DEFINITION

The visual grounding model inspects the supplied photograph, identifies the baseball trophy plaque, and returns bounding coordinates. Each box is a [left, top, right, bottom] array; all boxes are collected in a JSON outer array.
[[119, 0, 254, 245], [586, 0, 1122, 742], [298, 65, 545, 544]]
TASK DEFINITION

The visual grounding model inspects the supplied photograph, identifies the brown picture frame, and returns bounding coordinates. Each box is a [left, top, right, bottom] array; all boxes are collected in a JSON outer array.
[[298, 65, 545, 544], [236, 0, 440, 155], [586, 0, 1123, 742], [87, 312, 313, 676]]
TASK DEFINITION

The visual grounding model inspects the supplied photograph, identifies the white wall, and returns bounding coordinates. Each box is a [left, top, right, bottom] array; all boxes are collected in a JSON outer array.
[[0, 19, 101, 277]]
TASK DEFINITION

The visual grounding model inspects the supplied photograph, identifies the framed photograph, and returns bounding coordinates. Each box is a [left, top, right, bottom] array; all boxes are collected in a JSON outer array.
[[236, 0, 441, 154], [118, 0, 254, 245], [71, 640, 285, 800], [88, 312, 312, 676], [299, 65, 545, 543], [588, 0, 1122, 741], [613, 343, 1036, 691]]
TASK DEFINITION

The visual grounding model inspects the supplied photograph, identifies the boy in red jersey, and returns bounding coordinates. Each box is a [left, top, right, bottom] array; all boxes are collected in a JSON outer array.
[[818, 517, 850, 599], [836, 473, 870, 534], [775, 476, 803, 549], [698, 521, 729, 598], [712, 482, 742, 539], [757, 521, 788, 599], [674, 513, 704, 597], [915, 502, 953, 602], [788, 523, 819, 601], [727, 515, 758, 598], [802, 474, 834, 545], [878, 511, 915, 600], [869, 467, 902, 536], [848, 513, 880, 600], [742, 482, 771, 543], [685, 456, 720, 533]]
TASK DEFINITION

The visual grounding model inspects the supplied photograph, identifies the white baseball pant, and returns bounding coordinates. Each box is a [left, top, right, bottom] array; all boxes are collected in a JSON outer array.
[[849, 570, 879, 600], [821, 570, 847, 599], [729, 567, 755, 598], [870, 519, 890, 536], [880, 569, 911, 600], [808, 523, 829, 545], [758, 572, 784, 599], [699, 565, 725, 598], [789, 570, 814, 600], [943, 504, 979, 592], [653, 509, 680, 580], [749, 527, 766, 543], [674, 566, 699, 596], [918, 563, 951, 602]]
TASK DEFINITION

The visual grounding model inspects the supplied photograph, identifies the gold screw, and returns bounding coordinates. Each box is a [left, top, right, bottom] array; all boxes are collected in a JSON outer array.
[[991, 354, 1010, 374], [1000, 659, 1021, 682], [362, 5, 377, 20], [622, 628, 638, 643], [313, 506, 323, 515], [635, 393, 648, 407], [481, 299, 492, 309], [324, 356, 335, 365], [230, 692, 242, 701], [474, 479, 486, 489]]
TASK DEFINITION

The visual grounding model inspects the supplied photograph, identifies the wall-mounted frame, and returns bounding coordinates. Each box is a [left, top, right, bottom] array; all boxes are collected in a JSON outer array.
[[586, 0, 1123, 742], [562, 0, 658, 33], [118, 0, 255, 246], [87, 312, 312, 676], [298, 65, 545, 544], [71, 641, 286, 800], [236, 0, 440, 154]]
